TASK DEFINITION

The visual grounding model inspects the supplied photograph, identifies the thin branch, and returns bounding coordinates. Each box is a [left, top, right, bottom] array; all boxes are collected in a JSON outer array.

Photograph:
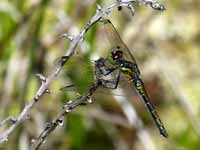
[[31, 81, 101, 150], [0, 0, 165, 144], [0, 116, 17, 127]]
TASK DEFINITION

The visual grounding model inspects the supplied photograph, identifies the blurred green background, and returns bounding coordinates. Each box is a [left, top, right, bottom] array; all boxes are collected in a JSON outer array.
[[0, 0, 200, 150]]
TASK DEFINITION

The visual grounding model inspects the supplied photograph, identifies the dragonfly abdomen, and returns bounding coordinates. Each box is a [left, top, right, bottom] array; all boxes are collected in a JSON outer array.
[[133, 76, 168, 137]]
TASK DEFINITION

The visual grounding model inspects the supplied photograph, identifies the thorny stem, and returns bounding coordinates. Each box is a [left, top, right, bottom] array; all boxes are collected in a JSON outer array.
[[0, 0, 165, 145]]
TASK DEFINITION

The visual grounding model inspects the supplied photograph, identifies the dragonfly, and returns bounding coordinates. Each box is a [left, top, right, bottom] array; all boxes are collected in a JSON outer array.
[[55, 19, 168, 137], [99, 18, 168, 138]]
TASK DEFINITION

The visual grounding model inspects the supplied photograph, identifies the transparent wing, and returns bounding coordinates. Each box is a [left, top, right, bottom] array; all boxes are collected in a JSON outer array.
[[103, 19, 136, 63], [103, 19, 168, 137], [58, 57, 133, 98], [54, 55, 95, 67], [94, 57, 120, 89]]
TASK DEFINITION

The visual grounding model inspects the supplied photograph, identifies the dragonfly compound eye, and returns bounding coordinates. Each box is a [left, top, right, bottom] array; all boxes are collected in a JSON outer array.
[[111, 50, 123, 60]]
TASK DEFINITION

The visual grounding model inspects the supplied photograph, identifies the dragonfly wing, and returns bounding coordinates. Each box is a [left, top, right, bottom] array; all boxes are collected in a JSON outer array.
[[94, 57, 121, 89], [103, 19, 136, 63]]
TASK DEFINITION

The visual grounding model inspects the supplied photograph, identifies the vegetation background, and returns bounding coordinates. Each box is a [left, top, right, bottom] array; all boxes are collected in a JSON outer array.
[[0, 0, 200, 150]]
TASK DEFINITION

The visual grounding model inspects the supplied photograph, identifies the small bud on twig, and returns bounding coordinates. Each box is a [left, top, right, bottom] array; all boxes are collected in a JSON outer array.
[[34, 95, 39, 101], [31, 139, 36, 145], [99, 18, 105, 23], [62, 33, 74, 41], [36, 74, 46, 83], [127, 4, 135, 16], [87, 97, 93, 104], [57, 116, 64, 127], [45, 88, 51, 94], [64, 100, 73, 113], [96, 4, 102, 12], [151, 2, 165, 11]]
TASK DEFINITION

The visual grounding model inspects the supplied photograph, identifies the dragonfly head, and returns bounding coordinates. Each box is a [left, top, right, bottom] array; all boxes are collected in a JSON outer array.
[[111, 49, 123, 61]]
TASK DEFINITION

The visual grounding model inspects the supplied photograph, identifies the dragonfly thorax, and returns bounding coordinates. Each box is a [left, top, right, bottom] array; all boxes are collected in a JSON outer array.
[[115, 58, 140, 77], [109, 49, 140, 76]]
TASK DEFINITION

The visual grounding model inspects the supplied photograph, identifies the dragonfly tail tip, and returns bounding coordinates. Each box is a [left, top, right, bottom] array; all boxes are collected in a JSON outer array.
[[161, 131, 168, 138]]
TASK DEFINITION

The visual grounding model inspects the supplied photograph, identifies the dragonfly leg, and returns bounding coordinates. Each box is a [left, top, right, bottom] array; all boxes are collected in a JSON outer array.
[[104, 68, 117, 76]]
